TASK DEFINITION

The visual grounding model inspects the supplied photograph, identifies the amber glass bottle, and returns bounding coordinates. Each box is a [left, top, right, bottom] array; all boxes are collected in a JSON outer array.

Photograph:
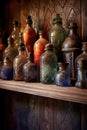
[[10, 20, 20, 48], [23, 15, 36, 57], [3, 37, 18, 63], [13, 33, 27, 81], [34, 31, 48, 67]]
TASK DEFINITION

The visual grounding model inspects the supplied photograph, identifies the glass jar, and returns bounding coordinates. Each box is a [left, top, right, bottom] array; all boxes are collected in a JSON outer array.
[[23, 52, 38, 82], [40, 43, 57, 84], [62, 22, 81, 84], [1, 57, 13, 80], [3, 37, 18, 63], [55, 62, 71, 86], [23, 15, 36, 56], [49, 14, 66, 62], [75, 59, 87, 88], [34, 31, 48, 67], [75, 42, 87, 88], [13, 33, 27, 81], [10, 20, 20, 48]]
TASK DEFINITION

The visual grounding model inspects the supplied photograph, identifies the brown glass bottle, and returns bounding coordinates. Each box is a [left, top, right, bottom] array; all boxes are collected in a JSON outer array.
[[62, 22, 81, 84], [23, 15, 36, 57], [13, 33, 27, 81], [3, 37, 18, 63]]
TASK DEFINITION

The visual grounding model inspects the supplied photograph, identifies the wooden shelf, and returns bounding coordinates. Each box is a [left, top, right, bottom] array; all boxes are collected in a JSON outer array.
[[0, 80, 87, 104]]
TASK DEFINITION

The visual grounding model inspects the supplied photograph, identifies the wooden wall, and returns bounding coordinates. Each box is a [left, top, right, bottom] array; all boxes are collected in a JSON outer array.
[[0, 0, 87, 130]]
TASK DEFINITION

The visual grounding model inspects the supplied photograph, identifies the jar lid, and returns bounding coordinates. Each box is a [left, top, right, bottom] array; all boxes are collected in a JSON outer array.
[[44, 43, 54, 51], [53, 14, 62, 24], [26, 15, 32, 25], [69, 22, 78, 29], [82, 42, 87, 51]]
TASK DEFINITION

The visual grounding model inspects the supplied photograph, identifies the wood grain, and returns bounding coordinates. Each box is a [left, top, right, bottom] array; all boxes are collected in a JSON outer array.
[[0, 80, 87, 104]]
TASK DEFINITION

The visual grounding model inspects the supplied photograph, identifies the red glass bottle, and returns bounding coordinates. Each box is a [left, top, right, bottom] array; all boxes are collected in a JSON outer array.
[[34, 31, 48, 67], [23, 15, 36, 57]]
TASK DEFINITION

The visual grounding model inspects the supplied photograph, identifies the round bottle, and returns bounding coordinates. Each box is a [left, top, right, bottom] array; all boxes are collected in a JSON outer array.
[[13, 33, 27, 81], [23, 15, 36, 56], [62, 22, 81, 84], [49, 14, 66, 62], [34, 31, 48, 67], [23, 52, 38, 82], [1, 57, 13, 80], [10, 20, 20, 48], [3, 37, 18, 63], [55, 62, 71, 86], [40, 43, 57, 84]]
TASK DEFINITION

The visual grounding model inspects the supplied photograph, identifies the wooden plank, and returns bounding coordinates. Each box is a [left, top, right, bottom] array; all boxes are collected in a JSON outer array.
[[0, 80, 87, 104]]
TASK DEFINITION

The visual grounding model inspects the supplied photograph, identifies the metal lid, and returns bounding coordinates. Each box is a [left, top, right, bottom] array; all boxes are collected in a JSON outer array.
[[53, 14, 62, 25]]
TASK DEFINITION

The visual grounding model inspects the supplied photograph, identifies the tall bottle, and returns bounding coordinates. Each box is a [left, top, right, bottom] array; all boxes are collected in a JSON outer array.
[[49, 14, 66, 62], [13, 33, 27, 81], [10, 20, 20, 48], [62, 22, 81, 84], [3, 37, 18, 63], [34, 31, 48, 67], [75, 42, 87, 88], [40, 43, 57, 84], [23, 15, 36, 57]]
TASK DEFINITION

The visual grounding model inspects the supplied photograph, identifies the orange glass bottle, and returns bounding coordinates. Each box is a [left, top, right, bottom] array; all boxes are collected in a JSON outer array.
[[34, 31, 48, 67], [23, 15, 36, 57]]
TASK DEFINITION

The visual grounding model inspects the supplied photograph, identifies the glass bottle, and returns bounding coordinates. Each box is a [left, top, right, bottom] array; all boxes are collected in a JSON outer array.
[[3, 37, 18, 63], [75, 59, 87, 89], [40, 43, 57, 84], [1, 57, 13, 80], [23, 52, 38, 82], [55, 62, 71, 86], [10, 20, 20, 48], [23, 15, 36, 56], [49, 14, 66, 62], [34, 31, 48, 67], [75, 42, 87, 88], [13, 33, 27, 81], [62, 22, 81, 84]]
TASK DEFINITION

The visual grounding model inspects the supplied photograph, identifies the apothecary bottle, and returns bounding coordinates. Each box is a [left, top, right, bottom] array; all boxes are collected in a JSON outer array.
[[23, 52, 38, 82], [49, 14, 66, 62], [13, 33, 27, 81], [62, 22, 81, 84], [1, 57, 13, 80], [10, 20, 20, 48], [34, 31, 48, 67], [23, 15, 36, 56], [55, 63, 71, 86], [75, 59, 87, 88], [3, 37, 18, 63], [75, 42, 87, 88], [40, 43, 57, 84]]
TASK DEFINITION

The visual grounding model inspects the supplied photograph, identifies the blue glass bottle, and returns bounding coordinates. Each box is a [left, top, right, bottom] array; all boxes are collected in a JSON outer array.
[[55, 63, 71, 86], [1, 57, 13, 80]]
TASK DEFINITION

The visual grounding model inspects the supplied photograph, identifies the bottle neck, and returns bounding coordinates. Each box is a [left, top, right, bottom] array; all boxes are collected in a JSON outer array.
[[69, 28, 77, 35]]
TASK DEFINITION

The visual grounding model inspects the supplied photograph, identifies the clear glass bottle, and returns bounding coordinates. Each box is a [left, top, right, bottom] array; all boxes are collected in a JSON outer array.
[[55, 62, 71, 86], [10, 20, 20, 48], [13, 33, 27, 81], [40, 43, 57, 84], [3, 37, 18, 63], [34, 31, 48, 67], [1, 57, 13, 80], [75, 42, 87, 88], [49, 14, 66, 62], [23, 52, 38, 82], [23, 15, 36, 56]]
